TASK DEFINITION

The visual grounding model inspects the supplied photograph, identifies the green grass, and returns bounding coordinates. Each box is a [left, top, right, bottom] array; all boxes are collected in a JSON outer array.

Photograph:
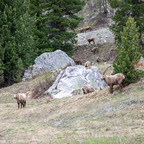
[[83, 136, 144, 144], [83, 137, 127, 144], [46, 136, 144, 144]]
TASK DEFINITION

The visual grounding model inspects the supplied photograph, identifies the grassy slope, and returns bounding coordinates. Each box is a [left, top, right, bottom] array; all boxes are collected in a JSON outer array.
[[0, 67, 144, 144]]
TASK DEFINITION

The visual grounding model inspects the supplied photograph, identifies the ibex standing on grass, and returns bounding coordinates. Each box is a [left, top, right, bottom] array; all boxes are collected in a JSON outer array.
[[13, 88, 27, 109], [101, 66, 125, 94], [14, 93, 26, 109]]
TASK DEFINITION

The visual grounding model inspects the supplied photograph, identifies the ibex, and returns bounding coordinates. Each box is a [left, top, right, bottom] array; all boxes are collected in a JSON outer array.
[[82, 85, 95, 94], [71, 56, 82, 65], [87, 38, 95, 44], [14, 93, 26, 109], [91, 47, 99, 53], [78, 26, 92, 33], [13, 88, 27, 109], [84, 61, 91, 68], [96, 57, 101, 62], [101, 66, 125, 94], [78, 27, 86, 33], [84, 26, 92, 31]]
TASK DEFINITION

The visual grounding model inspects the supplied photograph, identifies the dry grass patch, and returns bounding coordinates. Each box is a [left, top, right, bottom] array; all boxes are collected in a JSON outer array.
[[0, 73, 144, 143]]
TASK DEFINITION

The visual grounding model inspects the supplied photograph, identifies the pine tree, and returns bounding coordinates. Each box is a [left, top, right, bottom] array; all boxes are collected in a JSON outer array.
[[108, 0, 144, 46], [113, 17, 142, 84], [30, 0, 84, 55], [29, 0, 50, 55], [0, 0, 36, 85]]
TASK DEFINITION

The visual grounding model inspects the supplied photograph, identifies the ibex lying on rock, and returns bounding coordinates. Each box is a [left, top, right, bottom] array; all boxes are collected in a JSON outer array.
[[87, 38, 95, 44], [101, 66, 125, 94], [84, 61, 91, 68], [85, 26, 92, 31], [14, 93, 26, 109], [82, 85, 95, 94], [78, 26, 92, 33]]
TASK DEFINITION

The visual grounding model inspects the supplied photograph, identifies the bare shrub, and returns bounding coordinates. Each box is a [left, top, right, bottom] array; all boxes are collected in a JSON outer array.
[[32, 76, 55, 99]]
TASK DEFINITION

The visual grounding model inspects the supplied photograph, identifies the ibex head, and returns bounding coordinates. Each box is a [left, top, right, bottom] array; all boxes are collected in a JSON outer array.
[[101, 65, 113, 80], [14, 94, 17, 99]]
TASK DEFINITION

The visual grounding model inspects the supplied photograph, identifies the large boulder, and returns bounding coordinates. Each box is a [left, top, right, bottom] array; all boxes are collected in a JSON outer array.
[[22, 50, 75, 81], [45, 65, 108, 98]]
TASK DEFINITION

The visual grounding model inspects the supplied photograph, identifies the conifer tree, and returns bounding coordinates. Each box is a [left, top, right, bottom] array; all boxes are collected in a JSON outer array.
[[113, 17, 142, 84], [0, 0, 36, 85], [108, 0, 144, 46], [30, 0, 84, 55], [29, 0, 49, 55]]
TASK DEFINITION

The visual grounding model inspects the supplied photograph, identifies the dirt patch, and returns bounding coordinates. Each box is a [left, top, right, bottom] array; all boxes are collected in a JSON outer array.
[[74, 43, 116, 64]]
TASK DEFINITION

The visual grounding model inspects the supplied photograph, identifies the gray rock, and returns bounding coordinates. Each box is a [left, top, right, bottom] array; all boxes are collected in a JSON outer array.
[[45, 65, 108, 98], [77, 27, 115, 46], [22, 50, 75, 81]]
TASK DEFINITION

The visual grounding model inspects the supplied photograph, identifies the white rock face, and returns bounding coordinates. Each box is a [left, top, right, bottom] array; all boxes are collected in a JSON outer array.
[[77, 27, 115, 45], [45, 65, 108, 98], [22, 50, 75, 81]]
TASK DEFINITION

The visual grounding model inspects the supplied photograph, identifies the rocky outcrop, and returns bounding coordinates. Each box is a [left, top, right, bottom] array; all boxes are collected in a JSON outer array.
[[45, 65, 108, 98], [22, 50, 75, 81], [78, 0, 114, 27], [77, 27, 115, 45]]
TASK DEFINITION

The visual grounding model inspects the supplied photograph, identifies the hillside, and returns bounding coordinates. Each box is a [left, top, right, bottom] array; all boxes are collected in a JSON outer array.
[[74, 0, 115, 64], [0, 1, 144, 144], [0, 64, 144, 144], [73, 43, 116, 63]]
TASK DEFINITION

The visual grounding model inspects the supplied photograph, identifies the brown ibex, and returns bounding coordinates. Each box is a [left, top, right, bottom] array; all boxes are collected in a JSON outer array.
[[87, 38, 95, 44], [78, 27, 87, 33], [91, 47, 99, 53], [71, 56, 82, 65], [78, 26, 92, 33], [96, 57, 101, 62], [84, 26, 92, 31], [13, 88, 27, 109], [101, 66, 125, 94], [82, 85, 95, 94], [14, 93, 27, 109], [84, 61, 91, 68]]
